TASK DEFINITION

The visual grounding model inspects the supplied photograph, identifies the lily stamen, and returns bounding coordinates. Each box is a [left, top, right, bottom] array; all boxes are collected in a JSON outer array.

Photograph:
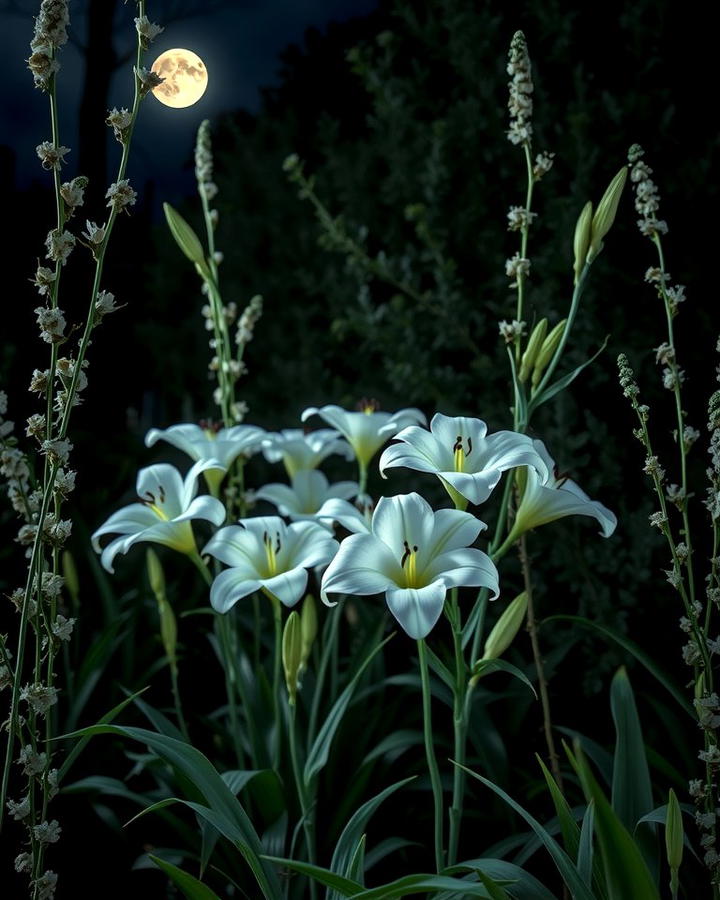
[[263, 530, 281, 575], [401, 539, 420, 587]]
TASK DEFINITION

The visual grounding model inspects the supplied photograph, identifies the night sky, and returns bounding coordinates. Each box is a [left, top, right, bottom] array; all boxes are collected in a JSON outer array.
[[0, 0, 378, 203]]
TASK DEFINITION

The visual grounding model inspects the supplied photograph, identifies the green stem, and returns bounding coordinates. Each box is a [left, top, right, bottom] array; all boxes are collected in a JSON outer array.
[[288, 703, 318, 900], [216, 613, 244, 767], [417, 638, 444, 873], [272, 595, 283, 770], [170, 662, 190, 742], [447, 589, 466, 867]]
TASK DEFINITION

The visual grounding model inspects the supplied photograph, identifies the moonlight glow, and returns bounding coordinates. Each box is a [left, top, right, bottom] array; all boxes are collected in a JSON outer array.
[[150, 48, 208, 108]]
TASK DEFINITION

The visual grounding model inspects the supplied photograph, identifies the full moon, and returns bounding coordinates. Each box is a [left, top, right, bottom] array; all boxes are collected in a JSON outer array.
[[150, 49, 208, 109]]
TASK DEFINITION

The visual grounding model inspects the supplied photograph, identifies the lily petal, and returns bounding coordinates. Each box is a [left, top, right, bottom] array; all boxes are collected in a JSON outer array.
[[385, 581, 447, 639], [262, 567, 309, 608], [210, 568, 263, 613], [321, 533, 400, 605]]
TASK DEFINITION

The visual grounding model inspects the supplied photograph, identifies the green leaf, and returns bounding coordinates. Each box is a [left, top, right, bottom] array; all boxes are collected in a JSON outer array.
[[444, 859, 555, 900], [426, 644, 457, 692], [304, 634, 393, 785], [536, 756, 580, 859], [470, 659, 537, 698], [62, 725, 282, 899], [346, 835, 367, 884], [566, 741, 660, 900], [330, 777, 415, 898], [351, 873, 495, 898], [57, 687, 149, 780], [545, 616, 693, 718], [261, 857, 362, 896], [148, 855, 221, 900], [506, 348, 528, 428], [610, 667, 657, 878], [528, 337, 608, 415], [456, 764, 596, 900], [577, 802, 595, 887], [362, 730, 423, 766]]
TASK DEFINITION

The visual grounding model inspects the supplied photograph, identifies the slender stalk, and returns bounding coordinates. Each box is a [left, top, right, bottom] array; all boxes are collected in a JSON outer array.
[[287, 702, 318, 900], [169, 662, 189, 742], [272, 595, 283, 769], [447, 589, 466, 866], [417, 638, 444, 872], [519, 534, 563, 791]]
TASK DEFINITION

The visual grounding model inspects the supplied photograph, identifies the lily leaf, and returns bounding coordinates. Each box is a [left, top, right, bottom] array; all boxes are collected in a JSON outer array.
[[528, 336, 608, 416], [304, 634, 393, 786], [456, 763, 595, 900], [148, 855, 221, 900], [470, 659, 537, 698]]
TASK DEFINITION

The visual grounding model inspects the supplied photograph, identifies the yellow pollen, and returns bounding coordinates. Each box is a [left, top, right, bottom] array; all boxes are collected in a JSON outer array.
[[453, 446, 465, 472], [264, 531, 280, 576], [401, 540, 420, 588]]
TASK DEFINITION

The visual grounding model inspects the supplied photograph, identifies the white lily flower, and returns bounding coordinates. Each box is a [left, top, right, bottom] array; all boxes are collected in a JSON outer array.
[[316, 497, 373, 534], [379, 413, 546, 508], [321, 492, 499, 639], [301, 402, 426, 471], [203, 516, 339, 613], [255, 470, 359, 522], [501, 439, 617, 549], [92, 460, 225, 573], [145, 422, 266, 493], [262, 427, 353, 478]]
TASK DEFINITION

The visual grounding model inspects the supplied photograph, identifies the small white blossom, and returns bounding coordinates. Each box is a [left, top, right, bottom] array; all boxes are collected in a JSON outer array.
[[35, 306, 66, 344], [59, 176, 87, 209], [533, 151, 555, 179], [40, 438, 72, 465], [36, 141, 69, 171], [106, 107, 132, 142], [506, 206, 537, 231], [18, 745, 47, 776], [683, 426, 700, 449], [45, 229, 75, 265], [135, 66, 164, 94], [662, 367, 685, 390], [134, 14, 164, 44], [32, 871, 58, 900], [7, 795, 30, 821], [20, 683, 58, 715], [33, 820, 61, 844], [14, 852, 32, 873], [51, 614, 75, 642], [94, 289, 121, 321], [31, 265, 56, 296], [505, 253, 530, 284], [81, 220, 106, 246], [105, 179, 137, 212]]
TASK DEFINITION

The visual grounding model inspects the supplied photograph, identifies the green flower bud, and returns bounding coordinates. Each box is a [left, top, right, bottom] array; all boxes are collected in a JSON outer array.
[[282, 611, 303, 706], [482, 592, 528, 661], [300, 594, 318, 669], [518, 318, 547, 383], [665, 787, 683, 892], [532, 319, 567, 387], [573, 201, 593, 283], [587, 167, 628, 264], [163, 202, 207, 269], [146, 549, 176, 669]]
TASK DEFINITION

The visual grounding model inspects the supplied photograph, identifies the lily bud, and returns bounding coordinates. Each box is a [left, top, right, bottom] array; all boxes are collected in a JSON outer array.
[[146, 549, 177, 670], [300, 594, 318, 670], [532, 319, 567, 386], [61, 550, 79, 605], [482, 591, 528, 661], [518, 319, 548, 383], [282, 611, 303, 706], [163, 202, 207, 268], [665, 787, 683, 895], [587, 167, 627, 264], [573, 201, 593, 283]]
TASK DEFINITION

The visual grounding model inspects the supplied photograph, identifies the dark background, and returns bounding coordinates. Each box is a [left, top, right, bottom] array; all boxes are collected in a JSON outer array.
[[1, 0, 717, 895]]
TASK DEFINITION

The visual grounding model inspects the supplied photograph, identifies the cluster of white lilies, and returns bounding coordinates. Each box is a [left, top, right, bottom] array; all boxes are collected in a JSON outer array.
[[92, 404, 616, 639]]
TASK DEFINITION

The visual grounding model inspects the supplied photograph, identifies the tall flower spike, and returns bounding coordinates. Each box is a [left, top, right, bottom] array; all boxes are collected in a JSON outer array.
[[379, 413, 547, 508], [506, 31, 533, 146], [203, 516, 339, 613], [92, 460, 225, 572], [322, 492, 499, 639]]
